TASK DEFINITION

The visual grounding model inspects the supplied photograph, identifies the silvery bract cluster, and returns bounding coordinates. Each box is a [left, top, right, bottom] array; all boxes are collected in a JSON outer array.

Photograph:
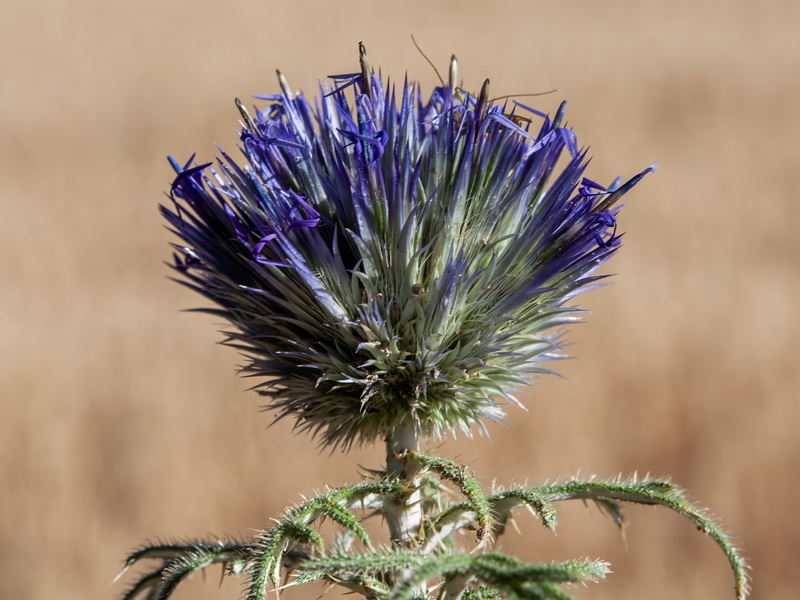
[[163, 50, 653, 449]]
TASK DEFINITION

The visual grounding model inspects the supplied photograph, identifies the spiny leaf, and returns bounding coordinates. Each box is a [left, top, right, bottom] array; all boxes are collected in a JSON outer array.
[[413, 453, 494, 543], [118, 539, 250, 600], [247, 525, 289, 599], [431, 502, 474, 527], [283, 520, 325, 551], [513, 582, 575, 600], [120, 567, 162, 600], [154, 550, 218, 600], [287, 570, 327, 585], [470, 554, 609, 585], [431, 500, 473, 529], [246, 479, 400, 598], [248, 519, 323, 600], [461, 585, 503, 600], [289, 567, 390, 598], [389, 553, 473, 600], [488, 488, 558, 531], [302, 550, 426, 576], [539, 476, 748, 599], [120, 541, 194, 572], [469, 554, 608, 600], [385, 552, 606, 600], [307, 497, 372, 548], [347, 478, 407, 497], [117, 538, 251, 580]]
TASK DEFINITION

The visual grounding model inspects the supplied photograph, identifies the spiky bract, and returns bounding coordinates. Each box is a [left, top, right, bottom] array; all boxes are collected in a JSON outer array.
[[162, 55, 652, 449]]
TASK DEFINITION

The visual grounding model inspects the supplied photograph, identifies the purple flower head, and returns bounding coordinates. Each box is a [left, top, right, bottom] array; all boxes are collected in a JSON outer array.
[[162, 48, 653, 449]]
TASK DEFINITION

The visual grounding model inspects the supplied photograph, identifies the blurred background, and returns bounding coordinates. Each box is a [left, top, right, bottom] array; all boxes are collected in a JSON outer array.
[[2, 0, 797, 598]]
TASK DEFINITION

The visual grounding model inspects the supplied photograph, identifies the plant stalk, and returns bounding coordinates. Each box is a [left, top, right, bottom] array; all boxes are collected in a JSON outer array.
[[385, 423, 426, 594], [385, 423, 424, 549]]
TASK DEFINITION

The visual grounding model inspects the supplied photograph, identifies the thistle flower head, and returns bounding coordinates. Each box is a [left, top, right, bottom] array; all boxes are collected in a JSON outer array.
[[163, 49, 653, 449]]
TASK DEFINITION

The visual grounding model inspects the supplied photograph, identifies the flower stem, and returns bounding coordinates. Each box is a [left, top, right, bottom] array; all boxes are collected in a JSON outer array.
[[385, 424, 424, 550]]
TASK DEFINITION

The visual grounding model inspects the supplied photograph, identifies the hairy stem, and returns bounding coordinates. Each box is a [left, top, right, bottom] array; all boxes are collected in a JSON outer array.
[[385, 424, 424, 548], [384, 424, 425, 592]]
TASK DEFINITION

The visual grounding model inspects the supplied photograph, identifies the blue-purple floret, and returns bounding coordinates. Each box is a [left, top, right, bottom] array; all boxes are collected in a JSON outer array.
[[162, 65, 653, 449]]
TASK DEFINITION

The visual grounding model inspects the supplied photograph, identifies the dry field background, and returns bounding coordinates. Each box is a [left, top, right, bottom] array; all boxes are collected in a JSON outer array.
[[2, 1, 798, 599]]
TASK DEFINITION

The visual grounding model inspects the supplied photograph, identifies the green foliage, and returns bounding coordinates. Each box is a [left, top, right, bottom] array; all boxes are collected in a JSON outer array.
[[297, 551, 607, 600], [462, 585, 503, 600], [488, 488, 558, 531], [118, 463, 747, 600], [412, 453, 494, 543], [246, 481, 397, 599], [116, 539, 252, 600], [540, 477, 749, 599]]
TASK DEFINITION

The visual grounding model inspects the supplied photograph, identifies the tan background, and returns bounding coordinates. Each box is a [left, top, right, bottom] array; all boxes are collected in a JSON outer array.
[[2, 1, 798, 598]]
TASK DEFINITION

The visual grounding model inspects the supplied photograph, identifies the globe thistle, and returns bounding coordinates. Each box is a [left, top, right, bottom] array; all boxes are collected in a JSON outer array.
[[162, 46, 653, 450]]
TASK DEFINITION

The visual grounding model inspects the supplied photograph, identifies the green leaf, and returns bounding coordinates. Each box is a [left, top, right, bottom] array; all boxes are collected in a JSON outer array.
[[539, 476, 749, 599], [120, 567, 162, 600], [413, 453, 494, 544], [155, 550, 218, 600], [302, 550, 426, 576], [245, 479, 401, 599], [117, 539, 250, 600], [389, 553, 472, 600], [382, 552, 605, 600], [461, 585, 503, 600], [309, 497, 372, 548], [488, 488, 558, 531]]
